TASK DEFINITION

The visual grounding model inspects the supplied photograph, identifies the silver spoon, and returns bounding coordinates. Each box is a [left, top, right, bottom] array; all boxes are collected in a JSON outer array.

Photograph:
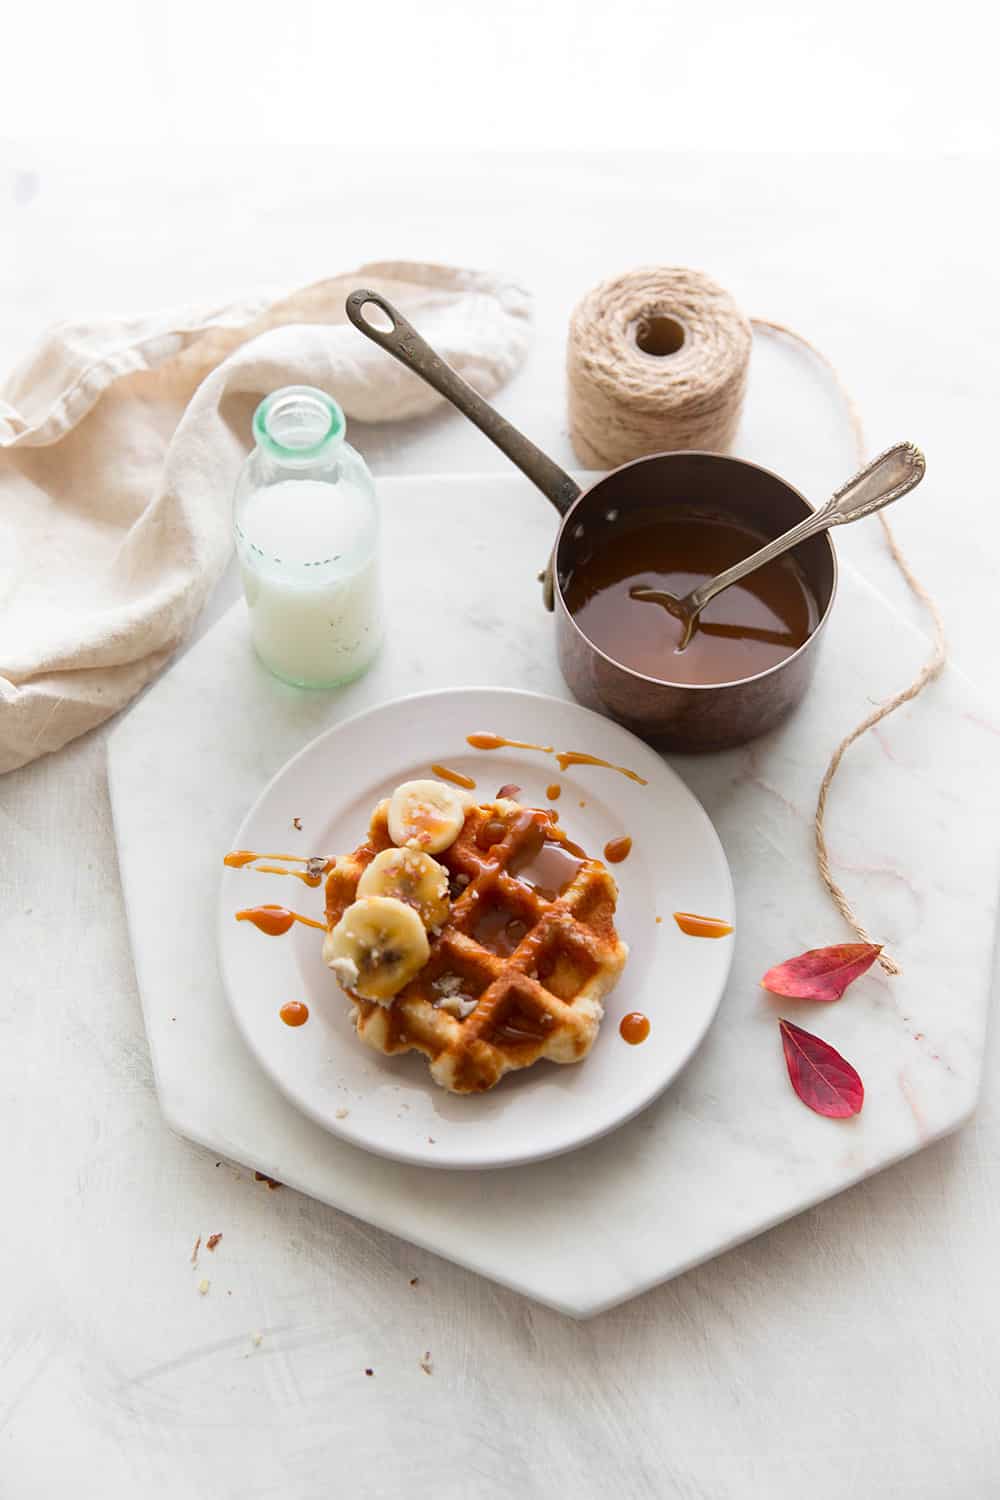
[[630, 442, 926, 649]]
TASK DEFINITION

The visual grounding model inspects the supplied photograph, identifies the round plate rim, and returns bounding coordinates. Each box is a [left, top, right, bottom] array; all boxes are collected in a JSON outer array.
[[217, 686, 734, 1170]]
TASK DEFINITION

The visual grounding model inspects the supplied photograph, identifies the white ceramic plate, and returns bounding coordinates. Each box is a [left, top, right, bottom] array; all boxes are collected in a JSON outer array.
[[218, 688, 734, 1169]]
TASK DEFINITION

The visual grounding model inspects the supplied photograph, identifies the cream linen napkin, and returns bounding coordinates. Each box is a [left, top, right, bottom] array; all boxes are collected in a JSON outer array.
[[0, 261, 531, 774]]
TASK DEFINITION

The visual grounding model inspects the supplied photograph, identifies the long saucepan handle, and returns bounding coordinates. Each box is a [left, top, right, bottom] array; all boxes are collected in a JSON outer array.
[[345, 289, 581, 520]]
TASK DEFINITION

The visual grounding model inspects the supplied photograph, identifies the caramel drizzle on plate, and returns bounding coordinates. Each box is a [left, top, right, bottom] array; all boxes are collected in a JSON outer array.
[[431, 763, 477, 789], [554, 751, 647, 785], [236, 905, 326, 936], [225, 850, 332, 887], [673, 911, 733, 939]]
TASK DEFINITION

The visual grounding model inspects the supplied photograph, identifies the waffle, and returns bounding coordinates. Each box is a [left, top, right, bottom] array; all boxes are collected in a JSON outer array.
[[324, 797, 628, 1093]]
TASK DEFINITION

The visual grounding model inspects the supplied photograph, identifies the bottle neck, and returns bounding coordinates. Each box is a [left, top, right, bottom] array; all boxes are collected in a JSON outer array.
[[253, 386, 346, 467]]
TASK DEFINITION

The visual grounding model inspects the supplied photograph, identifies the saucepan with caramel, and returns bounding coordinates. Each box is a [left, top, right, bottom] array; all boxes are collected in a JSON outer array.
[[347, 292, 924, 751]]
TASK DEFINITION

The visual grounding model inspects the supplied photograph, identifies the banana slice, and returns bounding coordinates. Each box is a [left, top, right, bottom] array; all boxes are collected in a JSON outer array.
[[323, 895, 430, 1004], [387, 779, 466, 854], [356, 847, 450, 931]]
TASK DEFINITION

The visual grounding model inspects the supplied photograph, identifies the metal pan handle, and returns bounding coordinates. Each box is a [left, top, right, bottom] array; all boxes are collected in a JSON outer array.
[[346, 289, 581, 521]]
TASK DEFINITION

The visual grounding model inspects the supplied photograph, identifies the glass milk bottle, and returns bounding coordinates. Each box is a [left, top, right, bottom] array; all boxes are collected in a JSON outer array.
[[234, 386, 382, 688]]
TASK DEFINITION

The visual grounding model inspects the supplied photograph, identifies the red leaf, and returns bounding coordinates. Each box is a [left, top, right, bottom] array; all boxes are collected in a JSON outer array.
[[496, 784, 521, 800], [762, 943, 882, 1002], [779, 1019, 864, 1118]]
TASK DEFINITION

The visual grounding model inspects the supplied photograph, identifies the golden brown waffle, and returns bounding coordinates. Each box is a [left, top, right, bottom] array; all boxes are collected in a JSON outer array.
[[324, 798, 628, 1093]]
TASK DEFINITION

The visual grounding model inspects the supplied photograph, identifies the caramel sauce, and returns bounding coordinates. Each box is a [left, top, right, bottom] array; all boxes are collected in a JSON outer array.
[[620, 1011, 650, 1045], [546, 783, 562, 800], [509, 836, 584, 900], [488, 1005, 553, 1046], [279, 1001, 309, 1027], [547, 827, 588, 859], [673, 911, 733, 939], [564, 512, 818, 686], [255, 862, 330, 888], [472, 905, 529, 956], [554, 751, 648, 786], [431, 763, 476, 789], [603, 836, 632, 864], [225, 850, 331, 887], [236, 904, 326, 936], [476, 819, 508, 850], [467, 732, 554, 753]]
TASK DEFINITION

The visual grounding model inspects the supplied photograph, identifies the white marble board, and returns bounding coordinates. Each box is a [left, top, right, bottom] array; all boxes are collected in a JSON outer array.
[[108, 474, 1000, 1317]]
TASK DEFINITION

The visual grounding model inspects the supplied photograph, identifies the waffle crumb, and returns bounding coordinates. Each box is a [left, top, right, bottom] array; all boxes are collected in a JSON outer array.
[[251, 1332, 262, 1347], [409, 1277, 419, 1287], [335, 1107, 350, 1119], [419, 1350, 433, 1375], [206, 1233, 222, 1252], [293, 817, 302, 830], [190, 1235, 201, 1266], [254, 1172, 283, 1190], [364, 1368, 374, 1377], [198, 1279, 210, 1296]]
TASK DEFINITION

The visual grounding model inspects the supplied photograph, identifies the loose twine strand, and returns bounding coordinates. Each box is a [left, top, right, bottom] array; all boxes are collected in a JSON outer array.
[[751, 319, 948, 976], [567, 272, 947, 977]]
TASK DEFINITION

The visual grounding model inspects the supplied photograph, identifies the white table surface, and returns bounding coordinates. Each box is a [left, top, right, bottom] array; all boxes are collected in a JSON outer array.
[[2, 147, 999, 1498]]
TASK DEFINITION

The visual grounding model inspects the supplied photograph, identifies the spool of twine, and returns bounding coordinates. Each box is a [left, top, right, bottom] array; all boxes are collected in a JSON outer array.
[[567, 269, 947, 975], [567, 267, 753, 466]]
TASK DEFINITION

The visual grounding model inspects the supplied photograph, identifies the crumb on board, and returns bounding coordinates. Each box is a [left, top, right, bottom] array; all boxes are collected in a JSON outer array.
[[206, 1233, 222, 1252], [198, 1279, 210, 1296], [252, 1332, 262, 1348], [655, 916, 662, 924], [427, 1137, 436, 1144], [254, 1172, 283, 1190], [419, 1350, 433, 1375], [409, 1277, 419, 1287], [364, 1368, 374, 1377], [293, 817, 302, 830], [190, 1235, 201, 1266], [335, 1107, 350, 1120]]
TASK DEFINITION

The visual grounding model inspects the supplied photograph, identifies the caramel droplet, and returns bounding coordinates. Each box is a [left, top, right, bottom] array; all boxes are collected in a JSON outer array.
[[620, 1012, 650, 1044], [546, 783, 561, 800], [673, 911, 733, 938], [279, 1001, 309, 1027], [603, 836, 632, 864]]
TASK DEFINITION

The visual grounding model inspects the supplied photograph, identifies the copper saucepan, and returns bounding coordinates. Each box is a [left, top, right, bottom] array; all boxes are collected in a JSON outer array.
[[346, 290, 918, 752]]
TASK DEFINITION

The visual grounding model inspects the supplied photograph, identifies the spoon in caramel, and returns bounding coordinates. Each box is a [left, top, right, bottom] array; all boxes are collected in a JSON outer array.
[[631, 442, 926, 649]]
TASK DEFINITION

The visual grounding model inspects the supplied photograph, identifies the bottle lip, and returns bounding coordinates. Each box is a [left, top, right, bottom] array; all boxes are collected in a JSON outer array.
[[253, 386, 345, 462]]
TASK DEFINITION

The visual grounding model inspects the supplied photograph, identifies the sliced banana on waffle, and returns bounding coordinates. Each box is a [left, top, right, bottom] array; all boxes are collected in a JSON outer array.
[[387, 779, 467, 854], [323, 894, 429, 1003], [356, 847, 450, 931]]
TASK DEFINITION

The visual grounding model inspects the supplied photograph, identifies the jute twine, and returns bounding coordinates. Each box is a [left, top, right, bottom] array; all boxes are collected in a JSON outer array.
[[567, 270, 947, 976]]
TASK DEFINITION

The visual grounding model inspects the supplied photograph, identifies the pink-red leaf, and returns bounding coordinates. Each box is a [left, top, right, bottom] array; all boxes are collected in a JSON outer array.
[[496, 783, 521, 800], [779, 1019, 864, 1118], [762, 943, 882, 1002]]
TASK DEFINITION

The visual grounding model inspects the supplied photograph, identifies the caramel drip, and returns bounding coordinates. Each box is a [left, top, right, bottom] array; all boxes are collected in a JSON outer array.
[[466, 732, 554, 753], [255, 863, 330, 887], [619, 1012, 650, 1045], [431, 763, 477, 789], [279, 1001, 310, 1027], [673, 911, 733, 939], [225, 850, 310, 868], [225, 850, 331, 887], [236, 905, 326, 936], [554, 751, 648, 785], [546, 783, 561, 800], [603, 836, 632, 864]]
